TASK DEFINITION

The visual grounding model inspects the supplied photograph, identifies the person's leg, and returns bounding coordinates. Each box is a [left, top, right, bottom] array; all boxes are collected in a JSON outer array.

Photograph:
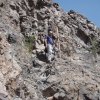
[[47, 44, 53, 62]]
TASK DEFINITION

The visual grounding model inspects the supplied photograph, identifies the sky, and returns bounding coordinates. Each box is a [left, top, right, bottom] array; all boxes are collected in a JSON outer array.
[[53, 0, 100, 27]]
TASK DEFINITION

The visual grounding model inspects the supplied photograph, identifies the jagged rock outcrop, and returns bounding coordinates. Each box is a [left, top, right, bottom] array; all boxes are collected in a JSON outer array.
[[0, 0, 100, 100]]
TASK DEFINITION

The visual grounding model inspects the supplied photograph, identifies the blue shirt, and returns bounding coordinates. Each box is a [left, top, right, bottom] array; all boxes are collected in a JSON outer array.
[[45, 35, 54, 45]]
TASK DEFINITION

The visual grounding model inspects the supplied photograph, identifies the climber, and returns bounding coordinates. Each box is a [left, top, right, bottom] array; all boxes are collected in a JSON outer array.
[[44, 30, 55, 63]]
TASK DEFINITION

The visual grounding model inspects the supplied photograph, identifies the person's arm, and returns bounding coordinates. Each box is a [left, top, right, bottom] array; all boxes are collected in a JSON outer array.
[[44, 35, 47, 47]]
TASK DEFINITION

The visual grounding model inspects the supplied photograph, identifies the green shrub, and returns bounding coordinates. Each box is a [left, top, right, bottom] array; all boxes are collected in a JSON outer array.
[[24, 35, 35, 53], [89, 37, 100, 58]]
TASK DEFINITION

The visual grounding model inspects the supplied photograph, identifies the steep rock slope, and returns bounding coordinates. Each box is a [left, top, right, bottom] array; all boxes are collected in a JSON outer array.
[[0, 0, 100, 100]]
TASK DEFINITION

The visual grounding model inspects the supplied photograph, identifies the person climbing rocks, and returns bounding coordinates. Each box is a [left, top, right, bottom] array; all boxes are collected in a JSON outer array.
[[44, 30, 55, 63]]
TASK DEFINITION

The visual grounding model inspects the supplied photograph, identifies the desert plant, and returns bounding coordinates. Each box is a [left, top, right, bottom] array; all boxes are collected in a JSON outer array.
[[24, 35, 35, 53], [89, 36, 100, 58]]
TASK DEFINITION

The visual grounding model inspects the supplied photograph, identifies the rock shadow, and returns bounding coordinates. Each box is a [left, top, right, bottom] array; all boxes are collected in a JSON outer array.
[[36, 52, 47, 63]]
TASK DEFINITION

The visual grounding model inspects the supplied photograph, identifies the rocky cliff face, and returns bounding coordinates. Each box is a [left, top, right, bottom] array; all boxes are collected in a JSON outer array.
[[0, 0, 100, 100]]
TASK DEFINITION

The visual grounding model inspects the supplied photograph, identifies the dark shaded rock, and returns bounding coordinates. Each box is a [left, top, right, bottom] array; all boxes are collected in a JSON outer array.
[[0, 3, 3, 7], [42, 86, 58, 97], [68, 10, 76, 15], [0, 93, 8, 100], [15, 88, 20, 97], [36, 0, 52, 9], [83, 94, 92, 100], [77, 28, 90, 44], [0, 36, 2, 41], [7, 34, 16, 43]]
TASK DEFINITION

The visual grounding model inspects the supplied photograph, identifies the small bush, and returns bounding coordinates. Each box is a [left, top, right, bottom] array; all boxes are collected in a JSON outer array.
[[24, 35, 35, 53], [89, 37, 100, 58]]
